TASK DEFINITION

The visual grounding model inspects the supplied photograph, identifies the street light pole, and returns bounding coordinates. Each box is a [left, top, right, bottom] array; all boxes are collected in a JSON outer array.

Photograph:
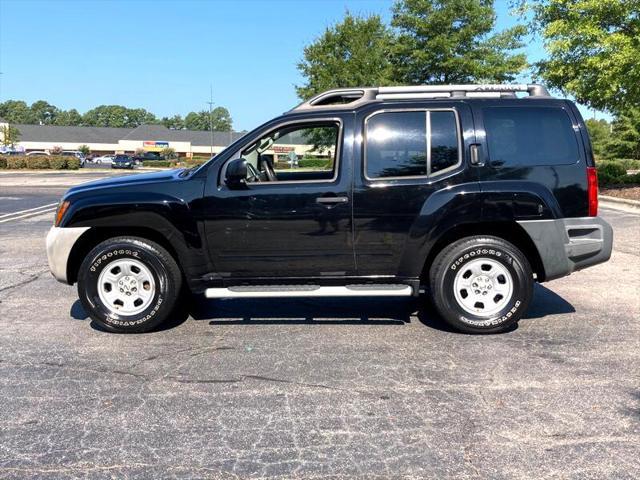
[[207, 84, 214, 157]]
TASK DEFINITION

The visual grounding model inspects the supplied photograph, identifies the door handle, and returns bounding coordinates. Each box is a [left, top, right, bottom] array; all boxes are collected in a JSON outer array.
[[316, 196, 349, 205], [470, 144, 484, 167]]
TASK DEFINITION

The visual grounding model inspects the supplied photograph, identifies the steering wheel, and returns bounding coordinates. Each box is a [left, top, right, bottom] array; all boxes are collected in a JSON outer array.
[[246, 163, 262, 182], [260, 156, 278, 182]]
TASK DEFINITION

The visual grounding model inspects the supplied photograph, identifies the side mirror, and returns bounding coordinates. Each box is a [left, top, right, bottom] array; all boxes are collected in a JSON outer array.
[[226, 158, 248, 189]]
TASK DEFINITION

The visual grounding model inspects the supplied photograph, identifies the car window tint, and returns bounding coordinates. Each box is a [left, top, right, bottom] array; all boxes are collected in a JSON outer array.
[[430, 111, 459, 173], [483, 106, 580, 166], [365, 111, 427, 178]]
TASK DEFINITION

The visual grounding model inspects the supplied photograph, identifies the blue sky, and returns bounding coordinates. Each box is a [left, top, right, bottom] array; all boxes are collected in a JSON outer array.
[[0, 0, 596, 131]]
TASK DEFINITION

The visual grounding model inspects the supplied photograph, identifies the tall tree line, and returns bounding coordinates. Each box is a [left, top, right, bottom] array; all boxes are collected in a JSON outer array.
[[0, 100, 233, 131], [297, 0, 639, 158]]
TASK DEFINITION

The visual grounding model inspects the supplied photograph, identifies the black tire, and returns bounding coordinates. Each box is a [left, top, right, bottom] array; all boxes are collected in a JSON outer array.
[[428, 236, 534, 334], [78, 236, 183, 333]]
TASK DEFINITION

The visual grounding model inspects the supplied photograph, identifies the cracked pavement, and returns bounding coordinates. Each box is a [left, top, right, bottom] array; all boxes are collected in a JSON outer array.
[[0, 179, 638, 479]]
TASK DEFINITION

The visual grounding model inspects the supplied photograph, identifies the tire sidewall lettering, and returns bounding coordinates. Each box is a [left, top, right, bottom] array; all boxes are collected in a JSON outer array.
[[446, 246, 521, 328], [86, 247, 165, 328]]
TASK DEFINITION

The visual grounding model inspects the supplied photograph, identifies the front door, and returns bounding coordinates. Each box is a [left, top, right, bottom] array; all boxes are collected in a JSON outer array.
[[202, 115, 355, 280]]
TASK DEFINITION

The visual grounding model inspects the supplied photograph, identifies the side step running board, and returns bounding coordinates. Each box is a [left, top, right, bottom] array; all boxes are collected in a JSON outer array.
[[204, 284, 413, 299]]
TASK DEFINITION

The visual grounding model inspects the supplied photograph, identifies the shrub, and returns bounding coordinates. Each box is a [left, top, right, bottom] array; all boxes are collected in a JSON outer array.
[[274, 161, 291, 170], [48, 156, 68, 169], [66, 157, 81, 170], [299, 157, 331, 169], [50, 146, 63, 155], [25, 156, 51, 169], [613, 158, 640, 170], [597, 161, 627, 178], [143, 160, 174, 168], [7, 156, 27, 169], [78, 144, 90, 155], [0, 156, 7, 169], [621, 172, 640, 185], [161, 147, 177, 159], [183, 158, 207, 167]]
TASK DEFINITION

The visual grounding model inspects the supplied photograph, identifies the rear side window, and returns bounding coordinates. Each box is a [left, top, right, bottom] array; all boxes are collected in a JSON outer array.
[[365, 110, 460, 179], [483, 106, 580, 166], [430, 111, 459, 174]]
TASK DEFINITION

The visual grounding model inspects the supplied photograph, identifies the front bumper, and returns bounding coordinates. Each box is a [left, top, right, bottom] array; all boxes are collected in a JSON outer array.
[[518, 216, 613, 281], [46, 226, 90, 284]]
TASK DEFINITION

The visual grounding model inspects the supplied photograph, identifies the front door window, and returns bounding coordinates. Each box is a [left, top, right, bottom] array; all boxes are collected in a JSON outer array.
[[238, 121, 340, 183]]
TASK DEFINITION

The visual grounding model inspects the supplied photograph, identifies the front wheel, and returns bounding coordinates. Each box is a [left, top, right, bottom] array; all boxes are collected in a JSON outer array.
[[78, 237, 183, 333], [428, 236, 534, 334]]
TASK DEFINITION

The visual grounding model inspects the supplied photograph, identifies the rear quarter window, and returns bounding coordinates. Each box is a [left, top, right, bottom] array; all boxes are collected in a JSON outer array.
[[483, 106, 580, 166]]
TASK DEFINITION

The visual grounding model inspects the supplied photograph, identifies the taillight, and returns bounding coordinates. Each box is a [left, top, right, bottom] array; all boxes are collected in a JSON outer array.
[[587, 167, 598, 217]]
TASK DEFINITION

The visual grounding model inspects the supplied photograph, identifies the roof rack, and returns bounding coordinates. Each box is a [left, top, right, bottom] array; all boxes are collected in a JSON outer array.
[[290, 84, 551, 111]]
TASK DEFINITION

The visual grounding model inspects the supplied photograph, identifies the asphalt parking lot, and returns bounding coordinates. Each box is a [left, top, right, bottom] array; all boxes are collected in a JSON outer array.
[[0, 171, 638, 479]]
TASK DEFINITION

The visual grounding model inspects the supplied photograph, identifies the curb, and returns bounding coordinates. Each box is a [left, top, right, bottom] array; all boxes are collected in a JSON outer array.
[[599, 195, 640, 213], [599, 195, 640, 208]]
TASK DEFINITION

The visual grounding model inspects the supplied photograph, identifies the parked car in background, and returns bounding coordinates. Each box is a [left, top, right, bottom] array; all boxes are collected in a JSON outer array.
[[111, 154, 134, 169], [61, 150, 86, 167], [92, 154, 115, 165], [132, 151, 166, 165], [26, 151, 50, 156]]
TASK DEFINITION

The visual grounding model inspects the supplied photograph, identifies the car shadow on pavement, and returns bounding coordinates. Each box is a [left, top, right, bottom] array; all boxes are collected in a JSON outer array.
[[195, 296, 415, 326], [69, 283, 575, 333], [417, 283, 576, 334], [524, 283, 576, 319]]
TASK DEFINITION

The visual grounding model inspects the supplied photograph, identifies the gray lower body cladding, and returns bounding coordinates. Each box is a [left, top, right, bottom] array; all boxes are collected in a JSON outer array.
[[518, 216, 613, 281]]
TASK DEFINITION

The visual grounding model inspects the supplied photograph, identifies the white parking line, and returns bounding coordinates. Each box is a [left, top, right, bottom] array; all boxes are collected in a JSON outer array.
[[0, 206, 57, 224], [0, 203, 58, 220]]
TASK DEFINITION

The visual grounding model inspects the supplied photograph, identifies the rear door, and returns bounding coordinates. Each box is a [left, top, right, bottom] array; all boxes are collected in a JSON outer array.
[[352, 102, 477, 277]]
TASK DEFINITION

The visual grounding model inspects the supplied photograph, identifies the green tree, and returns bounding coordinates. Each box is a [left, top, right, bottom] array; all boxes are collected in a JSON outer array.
[[585, 118, 612, 158], [54, 109, 83, 126], [78, 144, 91, 155], [184, 107, 232, 131], [161, 114, 185, 130], [296, 12, 395, 100], [606, 109, 640, 160], [83, 105, 156, 127], [30, 100, 59, 125], [1, 125, 21, 147], [0, 100, 35, 124], [526, 0, 640, 113], [391, 0, 528, 84]]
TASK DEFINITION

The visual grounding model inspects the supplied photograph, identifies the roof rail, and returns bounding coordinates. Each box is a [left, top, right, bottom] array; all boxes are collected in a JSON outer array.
[[290, 84, 551, 111]]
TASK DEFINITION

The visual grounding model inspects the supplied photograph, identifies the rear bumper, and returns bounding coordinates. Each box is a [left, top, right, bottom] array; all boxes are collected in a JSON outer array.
[[518, 216, 613, 281], [46, 226, 90, 284]]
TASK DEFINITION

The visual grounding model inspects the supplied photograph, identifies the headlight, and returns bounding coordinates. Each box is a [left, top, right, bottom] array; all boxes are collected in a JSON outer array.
[[55, 200, 70, 226]]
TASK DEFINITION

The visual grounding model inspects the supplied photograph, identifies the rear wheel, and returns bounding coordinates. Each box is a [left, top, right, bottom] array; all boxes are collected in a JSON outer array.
[[78, 237, 182, 333], [428, 236, 534, 334]]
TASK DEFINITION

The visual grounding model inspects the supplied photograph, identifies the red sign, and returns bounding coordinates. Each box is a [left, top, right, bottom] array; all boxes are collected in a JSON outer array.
[[273, 146, 294, 153]]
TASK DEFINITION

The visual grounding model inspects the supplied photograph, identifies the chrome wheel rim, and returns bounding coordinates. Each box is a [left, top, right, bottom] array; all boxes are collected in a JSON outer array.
[[97, 259, 156, 316], [453, 258, 513, 317]]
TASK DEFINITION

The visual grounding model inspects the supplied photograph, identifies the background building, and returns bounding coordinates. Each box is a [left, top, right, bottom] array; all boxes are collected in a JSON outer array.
[[6, 123, 247, 157]]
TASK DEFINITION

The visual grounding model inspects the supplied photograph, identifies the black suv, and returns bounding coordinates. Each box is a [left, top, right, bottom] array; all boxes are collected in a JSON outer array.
[[111, 154, 134, 169], [46, 84, 612, 334]]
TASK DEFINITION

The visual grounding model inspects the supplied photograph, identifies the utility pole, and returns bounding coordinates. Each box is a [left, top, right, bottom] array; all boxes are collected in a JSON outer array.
[[207, 84, 214, 156]]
